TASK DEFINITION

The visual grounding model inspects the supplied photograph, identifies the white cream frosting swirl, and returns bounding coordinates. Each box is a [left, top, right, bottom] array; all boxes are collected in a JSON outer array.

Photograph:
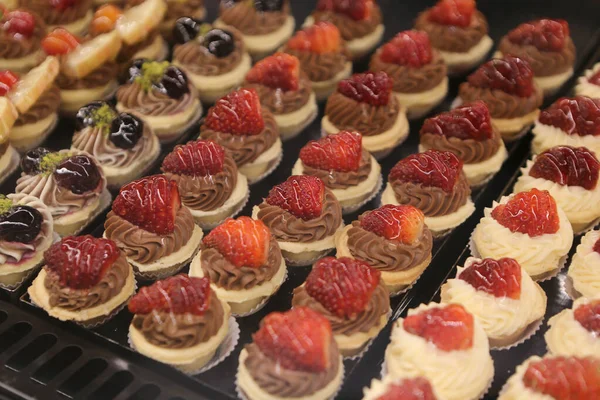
[[575, 62, 600, 98], [568, 230, 600, 298], [363, 375, 443, 400], [532, 122, 600, 158], [498, 356, 559, 400]]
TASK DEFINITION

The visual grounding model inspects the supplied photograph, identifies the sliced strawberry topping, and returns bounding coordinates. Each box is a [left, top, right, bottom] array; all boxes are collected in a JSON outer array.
[[305, 257, 381, 318], [491, 189, 559, 237], [389, 150, 464, 193], [50, 0, 77, 11], [0, 70, 18, 96], [286, 21, 341, 54], [3, 10, 36, 38], [538, 96, 600, 137], [246, 52, 300, 92], [574, 299, 600, 336], [41, 28, 80, 56], [128, 274, 211, 315], [589, 70, 600, 87], [376, 377, 437, 400], [403, 304, 474, 351], [299, 131, 362, 172], [337, 71, 392, 106], [459, 258, 522, 299], [508, 19, 570, 52], [593, 238, 600, 255], [204, 89, 265, 136], [379, 30, 433, 68], [428, 0, 475, 28], [91, 4, 123, 36], [44, 235, 120, 290], [360, 205, 425, 245], [265, 175, 325, 220], [420, 101, 493, 141], [316, 0, 373, 21], [162, 140, 225, 176], [523, 357, 600, 399], [253, 307, 332, 372], [529, 146, 600, 190], [111, 175, 181, 235], [468, 56, 535, 98]]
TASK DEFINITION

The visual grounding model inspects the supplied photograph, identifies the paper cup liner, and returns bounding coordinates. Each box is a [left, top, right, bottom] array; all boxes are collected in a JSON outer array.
[[0, 147, 20, 185], [65, 188, 112, 237], [283, 247, 334, 267], [562, 275, 582, 301], [490, 317, 543, 351], [246, 150, 283, 185], [132, 245, 201, 281], [388, 265, 429, 298], [232, 270, 288, 318], [344, 308, 391, 360], [341, 175, 383, 215], [196, 189, 250, 231]]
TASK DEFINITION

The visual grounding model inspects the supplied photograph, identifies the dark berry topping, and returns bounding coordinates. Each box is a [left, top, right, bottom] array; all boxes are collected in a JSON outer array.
[[0, 202, 43, 244], [53, 155, 101, 194], [75, 101, 116, 132], [172, 17, 203, 45], [21, 147, 50, 175], [131, 61, 189, 100], [204, 29, 235, 58], [109, 113, 144, 150], [254, 0, 283, 12], [160, 66, 190, 99], [127, 58, 147, 81]]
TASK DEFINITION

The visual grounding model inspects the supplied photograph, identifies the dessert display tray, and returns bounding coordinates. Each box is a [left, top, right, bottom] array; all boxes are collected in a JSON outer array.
[[1, 1, 600, 399]]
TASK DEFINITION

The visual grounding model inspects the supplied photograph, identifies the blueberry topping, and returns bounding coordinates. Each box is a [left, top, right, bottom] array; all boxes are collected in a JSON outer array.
[[204, 29, 234, 58], [75, 101, 115, 132], [109, 113, 144, 149], [254, 0, 283, 12], [159, 66, 190, 99], [21, 147, 50, 175], [173, 17, 202, 44], [53, 155, 101, 194], [0, 205, 43, 244]]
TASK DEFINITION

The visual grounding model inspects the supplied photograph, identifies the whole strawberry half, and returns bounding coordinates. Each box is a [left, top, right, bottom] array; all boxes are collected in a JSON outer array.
[[574, 299, 600, 336], [420, 101, 493, 141], [529, 146, 600, 190], [459, 257, 522, 299], [245, 52, 300, 92], [389, 150, 464, 193], [44, 235, 120, 290], [162, 139, 225, 177], [265, 175, 325, 220], [253, 307, 333, 373], [204, 89, 265, 136], [538, 96, 600, 137], [286, 21, 341, 54], [316, 0, 373, 21], [428, 0, 475, 28], [337, 71, 392, 106], [523, 356, 600, 399], [3, 10, 36, 38], [360, 205, 425, 245], [467, 56, 535, 98], [380, 30, 433, 68], [376, 377, 437, 400], [0, 70, 18, 97], [112, 175, 181, 235], [403, 303, 474, 351], [508, 19, 570, 52], [299, 131, 362, 172], [491, 189, 559, 237], [128, 274, 212, 315]]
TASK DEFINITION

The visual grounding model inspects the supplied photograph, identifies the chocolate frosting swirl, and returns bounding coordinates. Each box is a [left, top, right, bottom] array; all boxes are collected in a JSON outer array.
[[420, 133, 501, 164], [284, 47, 348, 82], [414, 10, 489, 53], [200, 110, 278, 167], [256, 189, 342, 243], [0, 11, 45, 59], [163, 155, 238, 211], [311, 4, 382, 41], [243, 75, 312, 115], [20, 0, 92, 26], [369, 51, 447, 94], [173, 31, 245, 76], [302, 149, 371, 190], [45, 254, 130, 311], [244, 340, 340, 398], [56, 61, 118, 89], [117, 30, 160, 63], [498, 36, 576, 77], [132, 291, 225, 349], [325, 91, 400, 136], [15, 85, 60, 126], [104, 206, 195, 264], [219, 1, 290, 36], [458, 83, 543, 119], [200, 237, 281, 291], [390, 174, 471, 217], [116, 81, 196, 116], [292, 282, 389, 336]]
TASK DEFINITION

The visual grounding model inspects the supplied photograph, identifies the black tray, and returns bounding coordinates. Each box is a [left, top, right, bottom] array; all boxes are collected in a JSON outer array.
[[2, 1, 600, 399]]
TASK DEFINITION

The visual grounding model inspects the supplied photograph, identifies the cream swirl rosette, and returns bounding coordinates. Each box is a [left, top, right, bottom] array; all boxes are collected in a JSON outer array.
[[532, 122, 600, 157], [568, 229, 600, 298], [575, 62, 600, 98]]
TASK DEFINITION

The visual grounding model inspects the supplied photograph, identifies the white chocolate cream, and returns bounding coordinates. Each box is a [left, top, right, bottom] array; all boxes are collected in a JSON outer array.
[[532, 121, 600, 157], [575, 62, 600, 98], [568, 229, 600, 299]]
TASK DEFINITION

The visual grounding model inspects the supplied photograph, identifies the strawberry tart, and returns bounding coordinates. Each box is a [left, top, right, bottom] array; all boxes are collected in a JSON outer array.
[[252, 175, 343, 266], [237, 307, 343, 400], [567, 229, 600, 299], [575, 62, 600, 98], [363, 376, 441, 400], [385, 303, 494, 400], [472, 189, 573, 280], [190, 217, 286, 316], [381, 150, 475, 236], [0, 9, 46, 73], [104, 175, 203, 279], [20, 0, 92, 36], [292, 131, 382, 213], [370, 30, 448, 119], [200, 89, 282, 184], [244, 53, 318, 140], [161, 140, 249, 229], [335, 205, 433, 294], [292, 257, 390, 357]]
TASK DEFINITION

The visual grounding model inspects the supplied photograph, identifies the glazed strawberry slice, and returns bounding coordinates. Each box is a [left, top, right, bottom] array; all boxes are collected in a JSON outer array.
[[508, 19, 570, 52], [91, 4, 123, 36], [337, 71, 393, 106], [529, 146, 600, 190], [287, 21, 341, 54], [162, 140, 225, 177], [589, 70, 600, 87], [44, 235, 120, 290], [253, 307, 332, 372], [111, 175, 181, 235], [523, 357, 600, 399], [0, 71, 18, 97], [420, 101, 493, 141], [594, 238, 600, 255], [468, 56, 535, 98], [316, 0, 373, 21], [265, 175, 325, 220], [204, 89, 265, 136], [3, 10, 36, 38], [41, 28, 80, 56], [538, 96, 600, 137], [491, 189, 559, 237], [380, 30, 433, 68], [128, 274, 211, 315], [428, 0, 475, 28], [50, 0, 77, 11], [403, 304, 474, 351], [246, 52, 300, 92], [299, 131, 362, 172], [305, 257, 381, 318], [389, 150, 464, 193], [574, 299, 600, 336], [360, 205, 425, 245], [376, 377, 437, 400], [459, 258, 522, 299]]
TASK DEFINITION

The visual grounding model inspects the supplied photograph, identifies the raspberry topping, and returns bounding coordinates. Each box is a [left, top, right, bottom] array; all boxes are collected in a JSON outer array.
[[508, 19, 570, 52], [246, 52, 300, 92], [0, 70, 18, 97], [467, 56, 535, 98], [523, 357, 600, 399], [337, 71, 392, 106], [2, 10, 36, 38], [589, 70, 600, 87], [299, 131, 362, 172], [491, 189, 560, 237], [529, 146, 600, 190], [376, 377, 437, 400], [538, 96, 600, 137], [389, 150, 464, 193], [459, 258, 522, 299], [91, 4, 123, 36], [428, 0, 475, 28], [380, 30, 433, 68], [420, 101, 494, 141], [161, 140, 225, 177], [574, 299, 600, 336], [265, 175, 325, 220], [360, 205, 425, 245], [316, 0, 373, 21], [286, 21, 341, 54], [204, 89, 265, 136], [41, 28, 80, 56]]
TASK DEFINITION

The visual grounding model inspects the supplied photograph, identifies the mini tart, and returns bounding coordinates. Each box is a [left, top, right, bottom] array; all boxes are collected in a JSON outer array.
[[567, 229, 600, 299], [214, 0, 295, 60], [441, 257, 547, 348], [20, 0, 93, 36], [0, 10, 46, 73], [384, 302, 494, 400], [0, 193, 54, 287], [363, 376, 442, 400], [575, 62, 600, 98]]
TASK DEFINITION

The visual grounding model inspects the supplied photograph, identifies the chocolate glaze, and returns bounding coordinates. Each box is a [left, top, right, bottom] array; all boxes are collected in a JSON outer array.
[[498, 36, 576, 77], [284, 46, 349, 82], [415, 10, 489, 53], [458, 83, 543, 119], [56, 61, 118, 90], [173, 31, 245, 77], [20, 0, 92, 26], [420, 133, 501, 164], [15, 85, 60, 126], [0, 11, 45, 60], [219, 1, 290, 36], [116, 81, 197, 117], [302, 149, 371, 190], [244, 74, 312, 115], [311, 4, 382, 41]]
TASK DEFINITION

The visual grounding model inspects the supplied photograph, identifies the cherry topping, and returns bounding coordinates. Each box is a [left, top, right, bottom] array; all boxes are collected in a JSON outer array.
[[20, 147, 50, 175], [508, 19, 570, 52], [53, 155, 102, 194], [538, 96, 600, 137], [130, 61, 190, 100], [0, 70, 18, 96], [172, 17, 202, 45], [0, 201, 43, 244], [110, 113, 144, 150], [203, 28, 235, 58], [529, 146, 600, 190], [428, 0, 475, 28], [75, 101, 112, 131]]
